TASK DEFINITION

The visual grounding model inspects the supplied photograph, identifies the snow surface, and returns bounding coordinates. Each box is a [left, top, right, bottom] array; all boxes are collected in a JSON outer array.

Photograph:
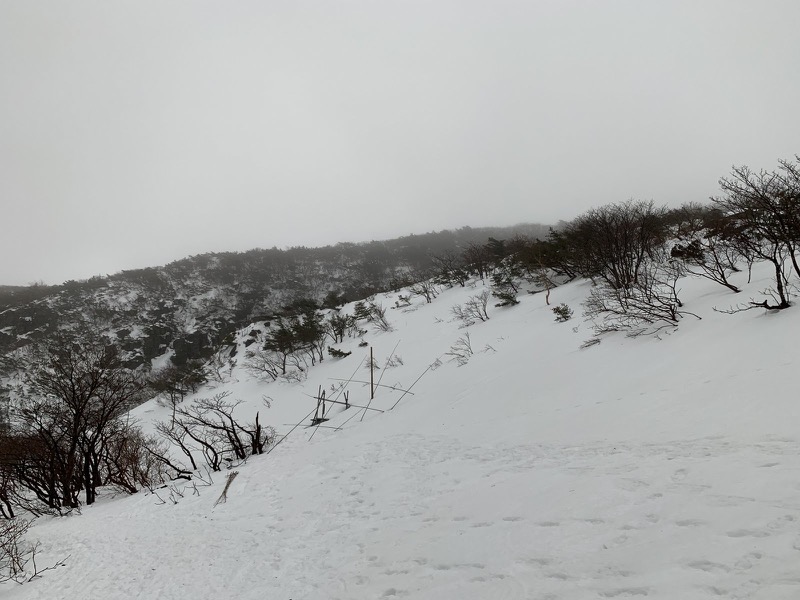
[[5, 264, 800, 600]]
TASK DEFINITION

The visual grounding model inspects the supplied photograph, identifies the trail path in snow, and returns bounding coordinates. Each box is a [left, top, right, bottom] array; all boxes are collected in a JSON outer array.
[[9, 431, 800, 600]]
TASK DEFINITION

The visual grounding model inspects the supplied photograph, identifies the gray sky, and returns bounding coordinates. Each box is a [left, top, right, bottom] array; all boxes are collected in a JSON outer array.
[[1, 1, 799, 286]]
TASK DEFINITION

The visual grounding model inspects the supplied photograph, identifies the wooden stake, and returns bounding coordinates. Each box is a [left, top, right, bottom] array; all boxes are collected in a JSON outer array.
[[266, 405, 319, 455]]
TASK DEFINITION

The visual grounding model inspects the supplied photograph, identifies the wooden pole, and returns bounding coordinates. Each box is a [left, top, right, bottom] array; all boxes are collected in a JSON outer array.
[[328, 379, 415, 395], [370, 346, 374, 401], [389, 360, 436, 411]]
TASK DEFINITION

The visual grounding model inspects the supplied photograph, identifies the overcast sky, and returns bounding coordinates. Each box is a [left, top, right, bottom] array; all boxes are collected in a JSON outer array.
[[1, 1, 799, 285]]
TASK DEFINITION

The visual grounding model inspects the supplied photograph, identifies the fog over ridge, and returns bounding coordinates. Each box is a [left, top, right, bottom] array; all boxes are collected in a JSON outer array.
[[1, 0, 799, 285]]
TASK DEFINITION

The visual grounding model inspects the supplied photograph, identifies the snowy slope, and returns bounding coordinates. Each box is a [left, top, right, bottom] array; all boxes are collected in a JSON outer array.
[[5, 264, 800, 600]]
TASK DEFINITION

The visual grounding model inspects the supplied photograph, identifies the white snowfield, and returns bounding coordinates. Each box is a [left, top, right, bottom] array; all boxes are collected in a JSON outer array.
[[6, 264, 800, 600]]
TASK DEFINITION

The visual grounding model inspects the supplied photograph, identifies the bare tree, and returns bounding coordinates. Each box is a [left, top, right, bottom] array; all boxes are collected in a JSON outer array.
[[431, 250, 469, 287], [559, 200, 669, 289], [461, 242, 492, 281], [13, 339, 146, 508], [711, 158, 800, 309], [716, 159, 800, 275]]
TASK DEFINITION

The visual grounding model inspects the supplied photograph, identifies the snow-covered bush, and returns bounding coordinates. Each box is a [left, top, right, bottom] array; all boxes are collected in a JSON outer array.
[[552, 303, 573, 322]]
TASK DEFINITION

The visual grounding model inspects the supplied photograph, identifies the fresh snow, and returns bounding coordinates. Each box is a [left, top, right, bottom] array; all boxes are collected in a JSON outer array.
[[5, 263, 800, 600]]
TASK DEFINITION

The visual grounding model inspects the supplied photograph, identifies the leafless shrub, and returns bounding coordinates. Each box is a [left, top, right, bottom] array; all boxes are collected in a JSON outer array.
[[0, 518, 30, 582], [243, 347, 282, 382], [102, 424, 177, 494], [451, 290, 491, 327], [160, 392, 275, 472], [671, 234, 741, 293], [583, 260, 699, 337], [0, 518, 67, 584], [446, 333, 474, 366], [394, 294, 412, 309], [280, 355, 309, 382], [409, 279, 439, 303], [714, 283, 799, 314], [369, 303, 393, 332], [244, 346, 308, 383], [205, 350, 233, 384], [386, 354, 404, 368]]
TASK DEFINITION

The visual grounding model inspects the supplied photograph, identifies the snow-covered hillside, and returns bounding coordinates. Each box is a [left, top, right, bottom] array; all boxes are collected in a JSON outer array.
[[5, 263, 800, 600]]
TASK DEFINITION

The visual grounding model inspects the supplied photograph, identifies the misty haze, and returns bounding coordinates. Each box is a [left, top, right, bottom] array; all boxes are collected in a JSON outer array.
[[1, 2, 800, 599]]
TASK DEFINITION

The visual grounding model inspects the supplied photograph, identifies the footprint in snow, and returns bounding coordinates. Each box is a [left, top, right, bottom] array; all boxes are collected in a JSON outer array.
[[675, 519, 705, 527], [517, 557, 552, 567], [617, 478, 650, 491], [599, 588, 650, 597], [470, 574, 507, 582], [726, 529, 770, 538], [767, 514, 796, 531], [734, 551, 763, 570], [702, 586, 728, 596], [686, 559, 730, 573], [671, 468, 688, 482]]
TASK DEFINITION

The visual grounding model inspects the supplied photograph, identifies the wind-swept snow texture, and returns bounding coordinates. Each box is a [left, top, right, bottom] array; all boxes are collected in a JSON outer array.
[[6, 264, 800, 600]]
